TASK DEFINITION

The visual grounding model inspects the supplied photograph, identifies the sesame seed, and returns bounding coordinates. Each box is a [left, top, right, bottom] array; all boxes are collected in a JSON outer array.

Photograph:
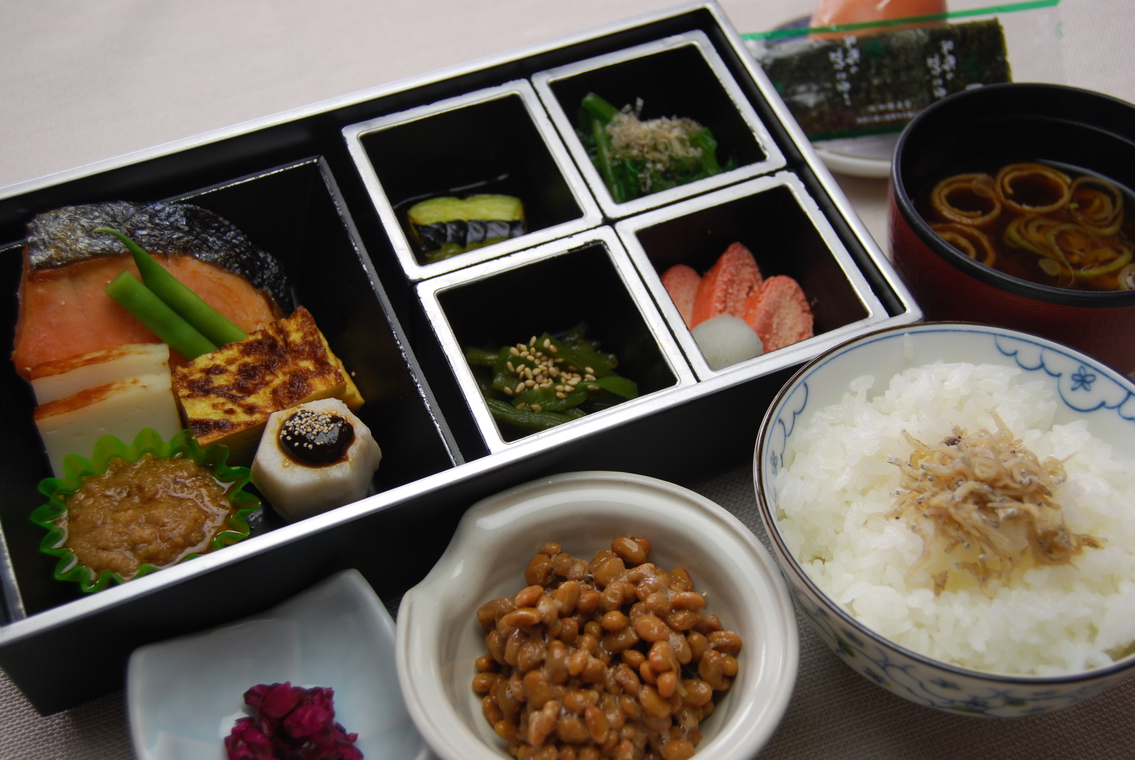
[[278, 408, 354, 465]]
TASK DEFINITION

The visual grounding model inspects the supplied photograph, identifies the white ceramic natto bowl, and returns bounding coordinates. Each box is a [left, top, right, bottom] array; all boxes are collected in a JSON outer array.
[[754, 321, 1135, 718], [395, 470, 799, 760]]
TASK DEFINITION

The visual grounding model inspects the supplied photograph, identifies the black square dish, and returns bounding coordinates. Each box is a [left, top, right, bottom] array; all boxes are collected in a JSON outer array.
[[417, 228, 694, 451], [533, 30, 786, 218], [618, 172, 891, 378], [0, 158, 458, 621], [345, 81, 602, 280]]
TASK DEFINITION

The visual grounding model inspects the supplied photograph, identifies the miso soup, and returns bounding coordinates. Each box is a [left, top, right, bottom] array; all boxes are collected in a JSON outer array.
[[918, 162, 1135, 291]]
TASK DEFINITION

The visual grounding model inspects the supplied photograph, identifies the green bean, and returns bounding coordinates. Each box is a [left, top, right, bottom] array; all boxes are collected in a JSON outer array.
[[465, 346, 501, 367], [104, 271, 217, 359], [484, 397, 580, 431], [95, 228, 248, 347], [589, 375, 638, 400]]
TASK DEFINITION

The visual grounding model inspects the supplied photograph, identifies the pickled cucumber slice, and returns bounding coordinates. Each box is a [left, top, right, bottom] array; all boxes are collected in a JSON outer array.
[[407, 194, 526, 262]]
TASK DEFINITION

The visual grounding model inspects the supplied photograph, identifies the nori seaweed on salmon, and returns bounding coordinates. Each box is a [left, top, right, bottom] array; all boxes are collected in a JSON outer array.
[[23, 201, 293, 311]]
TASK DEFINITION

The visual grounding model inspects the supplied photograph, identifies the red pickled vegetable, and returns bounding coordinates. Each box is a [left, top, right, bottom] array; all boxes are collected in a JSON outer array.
[[225, 682, 363, 760], [227, 721, 274, 760]]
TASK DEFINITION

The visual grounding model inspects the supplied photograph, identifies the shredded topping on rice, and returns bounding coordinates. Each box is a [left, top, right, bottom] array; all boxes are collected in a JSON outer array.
[[887, 413, 1103, 594]]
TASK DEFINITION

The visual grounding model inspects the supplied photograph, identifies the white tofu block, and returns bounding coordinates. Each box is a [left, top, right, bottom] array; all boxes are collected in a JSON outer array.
[[29, 343, 171, 405], [34, 372, 183, 478]]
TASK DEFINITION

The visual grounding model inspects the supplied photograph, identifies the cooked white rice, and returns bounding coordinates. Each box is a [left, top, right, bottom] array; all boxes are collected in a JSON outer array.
[[775, 361, 1135, 676]]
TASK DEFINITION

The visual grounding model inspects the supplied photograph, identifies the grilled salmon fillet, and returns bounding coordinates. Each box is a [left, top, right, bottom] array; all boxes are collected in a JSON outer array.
[[11, 201, 291, 378], [13, 254, 280, 377]]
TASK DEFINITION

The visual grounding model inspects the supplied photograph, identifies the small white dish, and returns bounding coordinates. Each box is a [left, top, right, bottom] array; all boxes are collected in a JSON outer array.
[[812, 134, 897, 178], [128, 569, 430, 760], [396, 470, 799, 760]]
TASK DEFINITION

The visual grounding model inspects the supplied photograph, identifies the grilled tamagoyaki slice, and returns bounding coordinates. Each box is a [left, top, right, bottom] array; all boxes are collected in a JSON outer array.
[[172, 306, 363, 464]]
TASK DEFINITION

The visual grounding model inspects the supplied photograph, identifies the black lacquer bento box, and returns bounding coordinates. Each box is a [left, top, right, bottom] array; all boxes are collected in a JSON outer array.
[[0, 1, 919, 714]]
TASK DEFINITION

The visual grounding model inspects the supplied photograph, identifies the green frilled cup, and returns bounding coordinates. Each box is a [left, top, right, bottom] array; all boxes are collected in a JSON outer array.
[[31, 428, 260, 593]]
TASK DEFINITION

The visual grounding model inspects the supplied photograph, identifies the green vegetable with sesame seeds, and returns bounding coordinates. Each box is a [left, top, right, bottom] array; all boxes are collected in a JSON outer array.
[[464, 325, 638, 437], [482, 398, 586, 431]]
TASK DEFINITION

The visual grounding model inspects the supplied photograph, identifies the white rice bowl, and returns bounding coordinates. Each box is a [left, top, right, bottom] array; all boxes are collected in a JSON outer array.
[[774, 360, 1135, 676]]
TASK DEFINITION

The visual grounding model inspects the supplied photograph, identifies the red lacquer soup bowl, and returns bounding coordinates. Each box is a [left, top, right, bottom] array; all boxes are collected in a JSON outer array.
[[888, 83, 1135, 376]]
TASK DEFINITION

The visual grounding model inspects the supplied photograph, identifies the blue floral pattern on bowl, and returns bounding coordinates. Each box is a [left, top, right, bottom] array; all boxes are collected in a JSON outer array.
[[754, 322, 1135, 718]]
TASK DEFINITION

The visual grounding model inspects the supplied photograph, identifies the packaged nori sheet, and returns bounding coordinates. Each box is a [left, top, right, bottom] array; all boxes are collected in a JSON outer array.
[[753, 19, 1010, 141]]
